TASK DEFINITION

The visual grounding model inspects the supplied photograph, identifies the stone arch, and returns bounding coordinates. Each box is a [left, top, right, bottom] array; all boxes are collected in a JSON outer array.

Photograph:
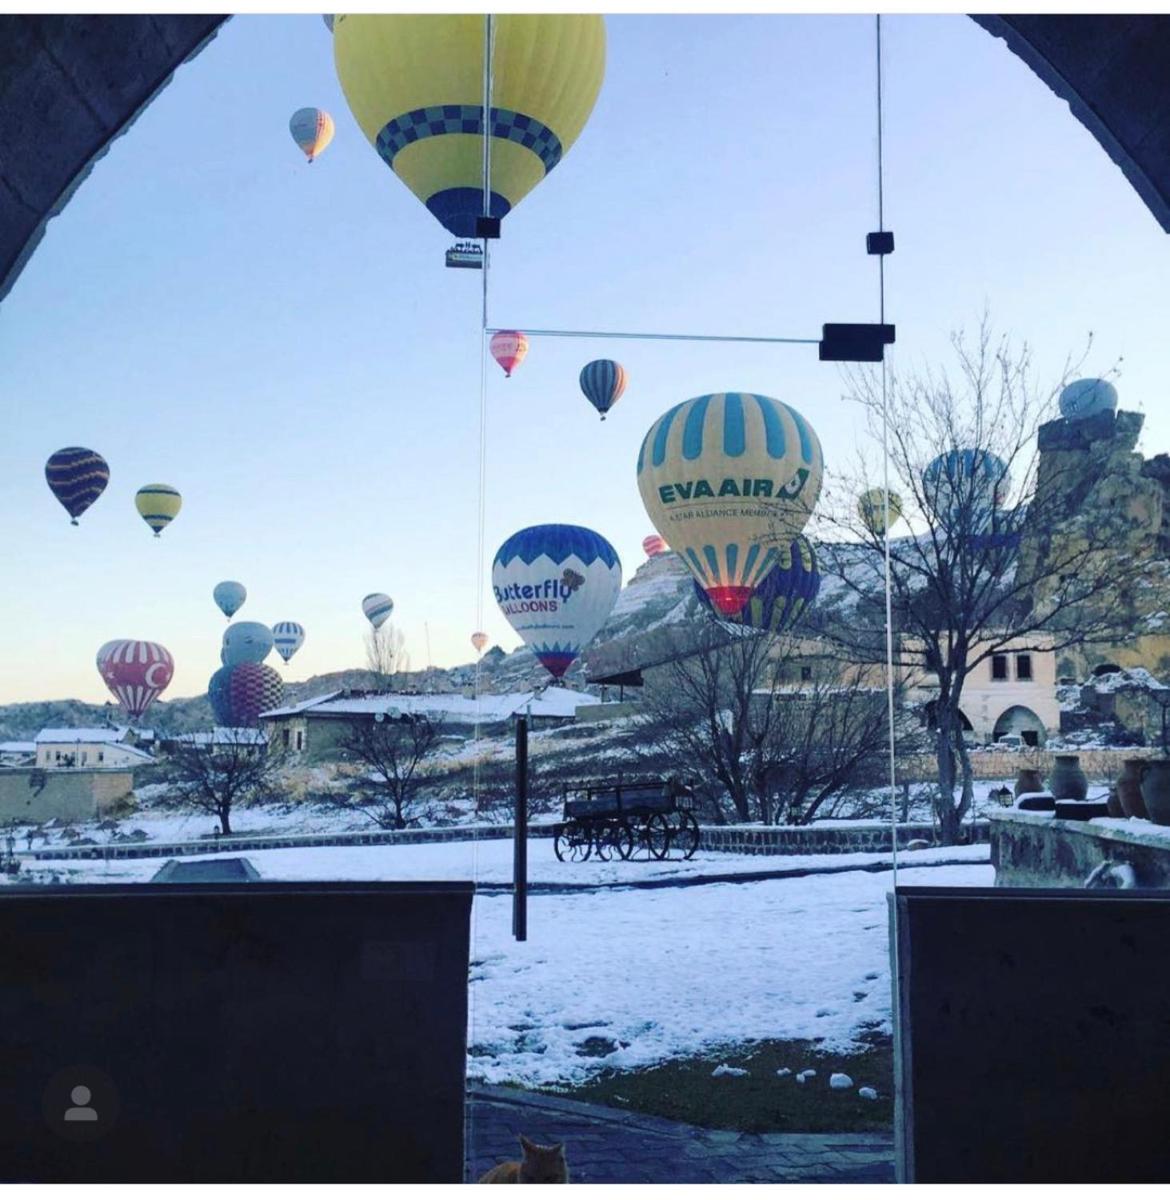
[[1092, 662, 1123, 678], [993, 704, 1047, 747], [922, 700, 973, 733]]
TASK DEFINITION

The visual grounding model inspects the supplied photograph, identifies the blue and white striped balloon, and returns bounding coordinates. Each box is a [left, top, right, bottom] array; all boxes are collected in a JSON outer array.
[[492, 524, 621, 679], [922, 448, 1009, 535], [272, 621, 306, 665], [362, 593, 394, 630]]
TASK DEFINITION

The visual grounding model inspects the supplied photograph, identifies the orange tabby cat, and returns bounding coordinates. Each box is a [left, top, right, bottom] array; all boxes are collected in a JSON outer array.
[[479, 1134, 569, 1183]]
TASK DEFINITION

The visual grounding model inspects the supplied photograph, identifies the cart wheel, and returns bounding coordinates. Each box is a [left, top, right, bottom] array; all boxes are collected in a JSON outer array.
[[555, 819, 591, 863], [641, 813, 671, 861], [672, 811, 700, 860], [605, 821, 634, 861], [616, 820, 638, 860], [593, 820, 626, 862]]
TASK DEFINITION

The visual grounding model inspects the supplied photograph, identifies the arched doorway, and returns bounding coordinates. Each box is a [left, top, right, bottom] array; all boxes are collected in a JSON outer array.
[[993, 704, 1047, 747]]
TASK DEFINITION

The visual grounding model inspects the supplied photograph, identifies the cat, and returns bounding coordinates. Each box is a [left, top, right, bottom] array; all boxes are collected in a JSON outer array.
[[479, 1134, 569, 1183]]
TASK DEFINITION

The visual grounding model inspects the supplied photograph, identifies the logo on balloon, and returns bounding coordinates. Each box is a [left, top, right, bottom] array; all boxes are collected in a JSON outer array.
[[492, 524, 621, 679], [637, 392, 823, 615]]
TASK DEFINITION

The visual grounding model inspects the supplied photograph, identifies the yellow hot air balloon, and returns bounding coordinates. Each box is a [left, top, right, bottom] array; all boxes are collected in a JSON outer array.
[[135, 484, 182, 538], [637, 393, 823, 616], [333, 15, 605, 237], [858, 487, 903, 536]]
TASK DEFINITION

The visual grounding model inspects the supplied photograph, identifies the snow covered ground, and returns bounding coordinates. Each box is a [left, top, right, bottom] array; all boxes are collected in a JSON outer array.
[[14, 837, 993, 1087]]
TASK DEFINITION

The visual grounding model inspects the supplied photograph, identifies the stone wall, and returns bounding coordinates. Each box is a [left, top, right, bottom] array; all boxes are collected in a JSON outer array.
[[899, 747, 1158, 786], [699, 821, 989, 855], [991, 809, 1170, 888], [0, 768, 134, 823]]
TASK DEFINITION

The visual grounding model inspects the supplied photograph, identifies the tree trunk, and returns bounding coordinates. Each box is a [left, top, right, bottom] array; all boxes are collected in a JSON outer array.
[[219, 807, 232, 836], [934, 706, 963, 846]]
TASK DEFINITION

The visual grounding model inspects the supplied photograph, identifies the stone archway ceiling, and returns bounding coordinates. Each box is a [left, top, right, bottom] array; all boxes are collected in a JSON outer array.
[[2, 15, 1168, 309], [972, 15, 1170, 234], [0, 14, 228, 304]]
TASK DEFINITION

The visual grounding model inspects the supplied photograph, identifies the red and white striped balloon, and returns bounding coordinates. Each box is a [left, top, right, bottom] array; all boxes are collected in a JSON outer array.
[[642, 534, 668, 558], [97, 639, 174, 720]]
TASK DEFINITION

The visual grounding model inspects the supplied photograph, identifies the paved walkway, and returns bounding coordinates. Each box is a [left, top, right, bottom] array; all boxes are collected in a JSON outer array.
[[466, 1085, 895, 1184]]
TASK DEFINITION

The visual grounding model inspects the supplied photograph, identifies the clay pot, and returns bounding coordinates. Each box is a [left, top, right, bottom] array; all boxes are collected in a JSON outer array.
[[1139, 759, 1170, 826], [1106, 785, 1124, 819], [1013, 768, 1044, 799], [1048, 755, 1088, 801], [1117, 758, 1149, 820]]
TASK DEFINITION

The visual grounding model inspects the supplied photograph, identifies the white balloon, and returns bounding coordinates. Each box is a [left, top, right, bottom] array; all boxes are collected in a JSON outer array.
[[492, 525, 621, 680]]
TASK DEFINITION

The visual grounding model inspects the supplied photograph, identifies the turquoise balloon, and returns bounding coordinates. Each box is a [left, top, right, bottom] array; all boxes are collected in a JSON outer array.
[[221, 621, 273, 667]]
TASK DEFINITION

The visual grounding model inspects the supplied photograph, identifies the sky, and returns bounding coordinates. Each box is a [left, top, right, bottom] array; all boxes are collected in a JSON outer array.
[[2, 11, 1168, 705]]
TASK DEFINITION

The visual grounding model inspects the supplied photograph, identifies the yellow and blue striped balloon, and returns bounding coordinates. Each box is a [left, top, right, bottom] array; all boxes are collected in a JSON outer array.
[[579, 359, 627, 421], [135, 484, 182, 538], [333, 15, 606, 237], [637, 393, 823, 616]]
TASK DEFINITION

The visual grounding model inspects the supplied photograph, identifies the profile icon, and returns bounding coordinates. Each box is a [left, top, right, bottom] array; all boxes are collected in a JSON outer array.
[[64, 1084, 98, 1122]]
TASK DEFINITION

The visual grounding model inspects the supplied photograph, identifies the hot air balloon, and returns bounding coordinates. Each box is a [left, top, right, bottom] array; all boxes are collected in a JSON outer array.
[[228, 662, 285, 726], [471, 631, 489, 654], [289, 107, 335, 163], [213, 580, 246, 620], [579, 359, 627, 420], [208, 665, 235, 726], [922, 449, 1009, 536], [490, 331, 528, 378], [1060, 378, 1118, 422], [222, 621, 274, 667], [492, 524, 621, 679], [333, 15, 606, 238], [362, 593, 395, 630], [45, 447, 109, 525], [858, 487, 903, 537], [637, 393, 823, 616], [694, 536, 820, 635], [642, 534, 667, 558], [134, 483, 181, 538], [97, 639, 174, 721], [272, 621, 306, 665]]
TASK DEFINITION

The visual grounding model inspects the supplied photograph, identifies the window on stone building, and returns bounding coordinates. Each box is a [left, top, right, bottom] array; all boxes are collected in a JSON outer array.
[[991, 654, 1009, 681], [282, 729, 290, 748], [800, 665, 813, 682], [1016, 653, 1033, 681], [295, 730, 304, 751]]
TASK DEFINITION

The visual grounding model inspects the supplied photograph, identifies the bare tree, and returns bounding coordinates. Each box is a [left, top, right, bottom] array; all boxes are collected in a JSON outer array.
[[365, 623, 409, 691], [816, 318, 1157, 843], [331, 713, 444, 829], [638, 625, 893, 824], [165, 731, 282, 836]]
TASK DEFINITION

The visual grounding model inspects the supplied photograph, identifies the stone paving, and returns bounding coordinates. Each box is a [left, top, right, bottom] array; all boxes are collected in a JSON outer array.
[[466, 1084, 895, 1184]]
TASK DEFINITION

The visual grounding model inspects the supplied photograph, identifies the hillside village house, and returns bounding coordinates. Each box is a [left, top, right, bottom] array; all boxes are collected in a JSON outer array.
[[261, 687, 616, 759], [34, 727, 155, 769]]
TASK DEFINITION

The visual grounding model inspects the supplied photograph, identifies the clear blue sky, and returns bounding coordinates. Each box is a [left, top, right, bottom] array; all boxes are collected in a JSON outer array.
[[1, 13, 1166, 704]]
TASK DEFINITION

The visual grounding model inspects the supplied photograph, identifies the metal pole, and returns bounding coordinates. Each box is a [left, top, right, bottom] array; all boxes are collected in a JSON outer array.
[[513, 712, 528, 942], [484, 325, 818, 346]]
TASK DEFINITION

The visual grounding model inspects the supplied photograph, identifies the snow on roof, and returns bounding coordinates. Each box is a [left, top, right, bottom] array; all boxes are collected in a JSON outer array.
[[260, 686, 603, 724], [0, 741, 36, 753], [257, 690, 343, 718], [35, 727, 130, 744], [179, 727, 268, 746]]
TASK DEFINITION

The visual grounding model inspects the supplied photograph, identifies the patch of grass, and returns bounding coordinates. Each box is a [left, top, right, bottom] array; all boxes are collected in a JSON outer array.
[[530, 1032, 892, 1134]]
